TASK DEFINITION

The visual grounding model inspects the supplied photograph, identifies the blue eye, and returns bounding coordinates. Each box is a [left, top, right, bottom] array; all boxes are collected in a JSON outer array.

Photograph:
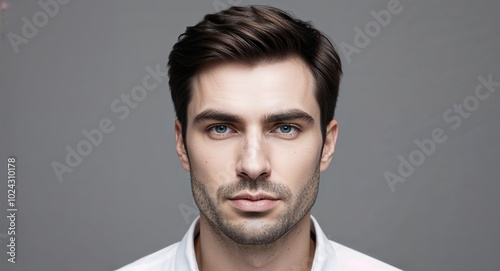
[[211, 125, 230, 134], [277, 125, 296, 134]]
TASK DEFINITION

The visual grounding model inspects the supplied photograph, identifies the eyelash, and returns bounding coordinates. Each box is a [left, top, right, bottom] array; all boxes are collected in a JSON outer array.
[[207, 124, 234, 137], [206, 124, 301, 138], [272, 124, 300, 136]]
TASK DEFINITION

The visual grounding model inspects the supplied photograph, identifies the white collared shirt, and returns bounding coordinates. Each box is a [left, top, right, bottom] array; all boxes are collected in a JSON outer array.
[[117, 216, 402, 271]]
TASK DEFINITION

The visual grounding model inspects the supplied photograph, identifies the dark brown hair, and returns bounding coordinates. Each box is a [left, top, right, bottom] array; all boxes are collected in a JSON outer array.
[[168, 5, 342, 143]]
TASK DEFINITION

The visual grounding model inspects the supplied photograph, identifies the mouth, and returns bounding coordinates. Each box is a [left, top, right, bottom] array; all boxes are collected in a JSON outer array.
[[230, 192, 278, 201], [228, 193, 279, 212]]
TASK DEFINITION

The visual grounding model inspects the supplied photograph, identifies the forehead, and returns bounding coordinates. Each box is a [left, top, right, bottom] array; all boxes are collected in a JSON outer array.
[[188, 57, 319, 122]]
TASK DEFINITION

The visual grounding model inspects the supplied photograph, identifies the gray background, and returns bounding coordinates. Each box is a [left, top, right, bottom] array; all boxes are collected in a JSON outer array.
[[1, 0, 499, 270]]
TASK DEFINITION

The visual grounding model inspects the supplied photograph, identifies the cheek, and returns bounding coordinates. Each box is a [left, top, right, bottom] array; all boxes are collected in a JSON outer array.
[[269, 142, 321, 187], [187, 136, 237, 188]]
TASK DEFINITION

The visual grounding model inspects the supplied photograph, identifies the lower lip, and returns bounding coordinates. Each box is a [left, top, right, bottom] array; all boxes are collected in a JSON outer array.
[[229, 199, 279, 212]]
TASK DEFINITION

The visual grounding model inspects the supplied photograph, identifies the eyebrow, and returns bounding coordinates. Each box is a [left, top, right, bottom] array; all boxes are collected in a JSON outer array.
[[192, 109, 315, 125], [263, 109, 315, 124]]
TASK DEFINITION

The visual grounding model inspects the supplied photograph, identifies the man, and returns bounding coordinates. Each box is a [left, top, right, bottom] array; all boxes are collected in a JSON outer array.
[[118, 5, 401, 271]]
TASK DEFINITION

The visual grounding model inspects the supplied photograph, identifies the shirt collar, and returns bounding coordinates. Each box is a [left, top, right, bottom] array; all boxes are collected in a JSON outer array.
[[171, 215, 339, 270]]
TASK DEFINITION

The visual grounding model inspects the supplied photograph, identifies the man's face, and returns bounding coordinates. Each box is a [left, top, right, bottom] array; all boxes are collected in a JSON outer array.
[[175, 57, 337, 245]]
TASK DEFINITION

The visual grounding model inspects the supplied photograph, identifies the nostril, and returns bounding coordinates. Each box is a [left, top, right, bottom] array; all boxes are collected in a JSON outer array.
[[236, 160, 271, 181]]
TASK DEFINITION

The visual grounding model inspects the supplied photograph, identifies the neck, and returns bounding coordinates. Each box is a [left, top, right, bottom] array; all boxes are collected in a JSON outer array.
[[194, 213, 315, 271]]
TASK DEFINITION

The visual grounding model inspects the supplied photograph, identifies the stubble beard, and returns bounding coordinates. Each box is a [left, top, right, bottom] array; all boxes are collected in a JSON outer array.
[[190, 165, 320, 246]]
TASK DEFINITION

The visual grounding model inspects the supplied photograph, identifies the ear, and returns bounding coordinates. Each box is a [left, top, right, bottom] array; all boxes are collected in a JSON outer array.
[[175, 119, 190, 172], [320, 119, 338, 172]]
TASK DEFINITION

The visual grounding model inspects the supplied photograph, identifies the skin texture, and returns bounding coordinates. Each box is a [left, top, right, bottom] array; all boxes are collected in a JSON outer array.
[[175, 56, 338, 271]]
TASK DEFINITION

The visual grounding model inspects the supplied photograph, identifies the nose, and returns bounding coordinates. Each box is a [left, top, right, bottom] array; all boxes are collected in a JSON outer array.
[[236, 130, 271, 181]]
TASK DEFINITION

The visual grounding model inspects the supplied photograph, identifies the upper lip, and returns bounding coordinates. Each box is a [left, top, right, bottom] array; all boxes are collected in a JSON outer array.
[[230, 193, 278, 201]]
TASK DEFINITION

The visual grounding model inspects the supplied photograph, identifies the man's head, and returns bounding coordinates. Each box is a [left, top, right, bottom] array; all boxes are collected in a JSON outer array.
[[168, 6, 342, 245]]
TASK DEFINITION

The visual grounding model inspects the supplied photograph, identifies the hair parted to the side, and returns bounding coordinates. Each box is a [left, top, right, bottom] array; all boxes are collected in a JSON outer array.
[[168, 5, 342, 144]]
